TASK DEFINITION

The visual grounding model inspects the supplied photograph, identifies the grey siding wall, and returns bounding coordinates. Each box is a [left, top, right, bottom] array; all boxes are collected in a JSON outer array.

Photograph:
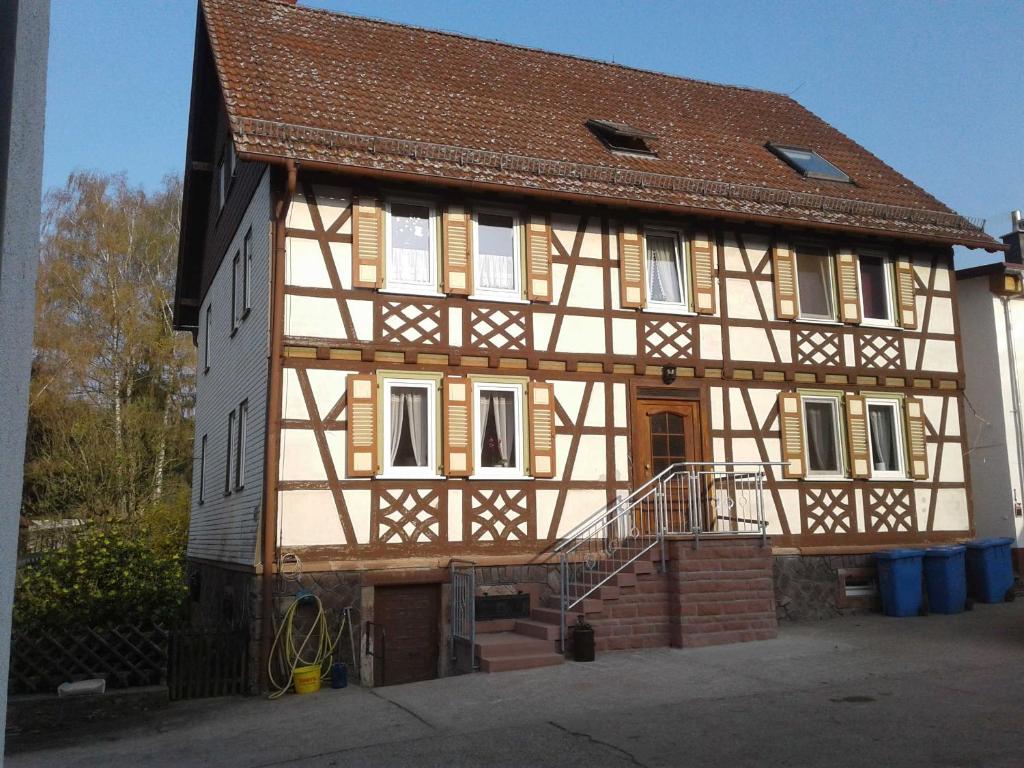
[[187, 167, 271, 565]]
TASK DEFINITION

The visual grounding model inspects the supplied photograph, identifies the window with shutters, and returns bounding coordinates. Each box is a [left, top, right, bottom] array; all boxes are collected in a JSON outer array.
[[473, 382, 525, 478], [384, 199, 439, 295], [857, 250, 896, 326], [865, 397, 906, 479], [801, 395, 845, 478], [644, 228, 690, 312], [381, 378, 439, 479], [472, 209, 523, 301], [795, 244, 838, 321]]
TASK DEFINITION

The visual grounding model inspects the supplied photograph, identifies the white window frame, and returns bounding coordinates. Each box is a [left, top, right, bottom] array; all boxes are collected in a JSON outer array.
[[224, 410, 235, 496], [472, 382, 526, 479], [199, 434, 207, 505], [795, 244, 838, 322], [471, 207, 523, 302], [203, 304, 212, 373], [383, 197, 440, 296], [235, 400, 247, 490], [242, 227, 253, 316], [856, 249, 897, 328], [380, 378, 439, 479], [231, 249, 240, 333], [643, 227, 691, 314], [865, 397, 907, 479], [801, 394, 846, 479]]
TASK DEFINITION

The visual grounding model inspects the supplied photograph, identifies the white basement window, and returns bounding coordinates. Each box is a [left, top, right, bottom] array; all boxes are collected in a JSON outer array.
[[473, 383, 525, 478], [381, 379, 438, 478], [857, 250, 895, 326], [866, 398, 906, 478], [385, 199, 437, 294], [802, 395, 844, 478], [473, 210, 522, 301], [795, 244, 837, 321], [645, 229, 689, 310]]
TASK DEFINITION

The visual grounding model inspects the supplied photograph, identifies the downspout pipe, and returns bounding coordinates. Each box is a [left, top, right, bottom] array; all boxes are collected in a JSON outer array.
[[1000, 294, 1024, 536], [260, 159, 296, 689]]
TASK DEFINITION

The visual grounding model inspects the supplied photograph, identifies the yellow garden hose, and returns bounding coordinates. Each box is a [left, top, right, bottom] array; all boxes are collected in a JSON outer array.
[[267, 593, 347, 699]]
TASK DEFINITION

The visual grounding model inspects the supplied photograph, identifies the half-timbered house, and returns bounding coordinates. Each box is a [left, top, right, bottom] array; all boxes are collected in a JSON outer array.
[[174, 0, 1003, 686]]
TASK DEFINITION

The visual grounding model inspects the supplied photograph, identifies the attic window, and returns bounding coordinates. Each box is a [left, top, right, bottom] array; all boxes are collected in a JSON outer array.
[[587, 120, 657, 157], [767, 143, 851, 183]]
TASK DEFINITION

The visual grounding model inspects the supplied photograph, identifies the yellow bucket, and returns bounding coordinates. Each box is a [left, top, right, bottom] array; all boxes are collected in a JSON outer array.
[[293, 664, 322, 694]]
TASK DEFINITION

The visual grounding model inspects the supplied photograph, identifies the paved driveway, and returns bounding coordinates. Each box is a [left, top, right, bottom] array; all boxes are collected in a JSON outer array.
[[8, 602, 1024, 767]]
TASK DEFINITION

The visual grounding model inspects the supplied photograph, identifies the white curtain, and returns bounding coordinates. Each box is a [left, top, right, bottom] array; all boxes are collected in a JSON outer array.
[[477, 250, 515, 291], [647, 236, 682, 303], [492, 393, 512, 466], [480, 392, 514, 467], [390, 388, 426, 466], [869, 406, 896, 471], [389, 208, 431, 285], [805, 403, 837, 472], [389, 246, 430, 285]]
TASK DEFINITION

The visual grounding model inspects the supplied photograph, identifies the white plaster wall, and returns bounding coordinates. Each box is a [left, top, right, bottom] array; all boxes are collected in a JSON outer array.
[[188, 169, 272, 565]]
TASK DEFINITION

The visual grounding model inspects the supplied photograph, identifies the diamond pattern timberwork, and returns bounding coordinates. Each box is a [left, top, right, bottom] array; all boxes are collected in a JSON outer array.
[[858, 333, 903, 370], [467, 489, 532, 542], [374, 489, 443, 544], [643, 318, 695, 360], [378, 300, 443, 346], [795, 329, 843, 367], [864, 487, 916, 533], [468, 307, 528, 351], [800, 487, 856, 534]]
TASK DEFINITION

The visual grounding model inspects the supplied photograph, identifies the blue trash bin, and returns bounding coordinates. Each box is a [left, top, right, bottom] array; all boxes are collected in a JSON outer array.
[[965, 538, 1015, 603], [875, 549, 924, 617], [923, 545, 967, 614]]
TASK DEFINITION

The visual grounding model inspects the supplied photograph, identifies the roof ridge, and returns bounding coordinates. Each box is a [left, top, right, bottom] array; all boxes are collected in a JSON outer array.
[[262, 0, 786, 98]]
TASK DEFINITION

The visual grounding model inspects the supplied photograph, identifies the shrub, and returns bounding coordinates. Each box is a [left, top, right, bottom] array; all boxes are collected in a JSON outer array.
[[14, 526, 187, 630]]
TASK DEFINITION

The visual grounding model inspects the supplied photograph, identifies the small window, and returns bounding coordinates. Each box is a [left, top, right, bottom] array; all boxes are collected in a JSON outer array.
[[224, 410, 235, 496], [858, 250, 894, 325], [199, 434, 207, 504], [227, 141, 236, 179], [767, 143, 851, 183], [802, 396, 844, 477], [203, 304, 212, 373], [646, 230, 688, 308], [242, 227, 253, 316], [795, 244, 837, 321], [382, 379, 437, 478], [866, 398, 906, 478], [587, 119, 657, 157], [474, 383, 525, 478], [231, 250, 240, 331], [235, 400, 247, 490], [385, 200, 437, 293], [473, 210, 522, 300]]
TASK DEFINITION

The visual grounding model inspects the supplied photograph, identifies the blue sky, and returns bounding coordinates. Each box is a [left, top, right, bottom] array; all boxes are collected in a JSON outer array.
[[44, 1, 1022, 264]]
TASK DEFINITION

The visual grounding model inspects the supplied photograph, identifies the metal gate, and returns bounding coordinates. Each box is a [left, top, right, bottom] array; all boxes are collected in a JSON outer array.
[[449, 560, 475, 671]]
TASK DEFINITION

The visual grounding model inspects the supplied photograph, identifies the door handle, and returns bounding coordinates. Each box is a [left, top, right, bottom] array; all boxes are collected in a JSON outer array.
[[645, 464, 651, 471]]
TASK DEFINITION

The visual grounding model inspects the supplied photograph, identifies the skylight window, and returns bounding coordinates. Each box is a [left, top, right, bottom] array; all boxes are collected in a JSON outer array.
[[587, 119, 657, 157], [767, 143, 851, 183]]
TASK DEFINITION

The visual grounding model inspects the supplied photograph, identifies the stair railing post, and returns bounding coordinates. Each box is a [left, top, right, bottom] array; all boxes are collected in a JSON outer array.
[[559, 553, 566, 654]]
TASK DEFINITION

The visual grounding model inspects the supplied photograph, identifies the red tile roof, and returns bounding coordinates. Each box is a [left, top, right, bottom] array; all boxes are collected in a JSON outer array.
[[201, 0, 998, 248]]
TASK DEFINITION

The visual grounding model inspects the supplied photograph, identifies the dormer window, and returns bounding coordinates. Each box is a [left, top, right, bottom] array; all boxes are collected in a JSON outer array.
[[587, 119, 657, 157], [767, 143, 851, 183]]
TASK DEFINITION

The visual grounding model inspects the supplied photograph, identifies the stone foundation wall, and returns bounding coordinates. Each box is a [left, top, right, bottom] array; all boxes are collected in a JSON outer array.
[[772, 554, 876, 621]]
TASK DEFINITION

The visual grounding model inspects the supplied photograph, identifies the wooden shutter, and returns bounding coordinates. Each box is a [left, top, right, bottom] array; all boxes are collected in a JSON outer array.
[[904, 396, 929, 479], [773, 240, 798, 320], [778, 392, 805, 479], [443, 377, 473, 477], [526, 213, 553, 302], [690, 230, 716, 315], [837, 249, 862, 324], [895, 255, 918, 329], [845, 395, 870, 479], [346, 374, 378, 477], [352, 195, 384, 288], [618, 223, 646, 309], [529, 381, 556, 478], [442, 204, 472, 295]]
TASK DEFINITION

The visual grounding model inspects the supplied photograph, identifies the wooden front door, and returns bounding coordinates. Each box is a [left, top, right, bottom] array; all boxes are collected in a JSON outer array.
[[374, 584, 440, 686], [633, 399, 703, 531]]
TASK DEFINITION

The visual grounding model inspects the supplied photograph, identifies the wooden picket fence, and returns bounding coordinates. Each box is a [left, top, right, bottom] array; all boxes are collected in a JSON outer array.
[[9, 623, 249, 700]]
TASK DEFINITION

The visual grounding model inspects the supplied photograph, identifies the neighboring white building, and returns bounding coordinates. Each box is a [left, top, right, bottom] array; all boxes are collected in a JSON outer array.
[[957, 211, 1024, 574]]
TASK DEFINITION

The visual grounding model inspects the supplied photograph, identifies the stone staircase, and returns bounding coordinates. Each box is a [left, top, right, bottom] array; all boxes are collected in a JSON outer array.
[[473, 537, 777, 672]]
